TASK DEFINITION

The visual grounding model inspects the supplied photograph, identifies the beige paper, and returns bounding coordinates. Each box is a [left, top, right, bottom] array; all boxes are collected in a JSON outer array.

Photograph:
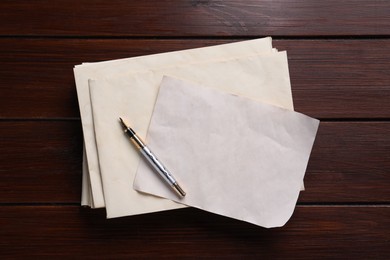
[[134, 77, 319, 228], [74, 37, 274, 208], [80, 147, 90, 206], [89, 52, 294, 218]]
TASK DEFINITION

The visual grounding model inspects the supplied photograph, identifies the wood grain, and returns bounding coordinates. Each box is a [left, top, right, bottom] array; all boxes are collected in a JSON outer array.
[[0, 206, 389, 258], [0, 121, 388, 204], [1, 39, 390, 118], [1, 1, 390, 37], [0, 121, 82, 203]]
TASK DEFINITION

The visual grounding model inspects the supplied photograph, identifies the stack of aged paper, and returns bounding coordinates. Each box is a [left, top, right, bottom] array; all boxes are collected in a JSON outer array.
[[74, 37, 319, 227]]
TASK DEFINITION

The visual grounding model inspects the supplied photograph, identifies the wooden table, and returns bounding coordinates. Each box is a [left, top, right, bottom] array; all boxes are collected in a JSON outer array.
[[1, 1, 389, 258]]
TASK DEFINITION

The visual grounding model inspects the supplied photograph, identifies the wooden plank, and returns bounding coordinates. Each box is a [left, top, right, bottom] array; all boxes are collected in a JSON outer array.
[[300, 121, 390, 203], [0, 121, 83, 203], [0, 206, 389, 258], [1, 1, 390, 37], [0, 121, 388, 203], [1, 39, 390, 118], [0, 38, 228, 118], [274, 40, 390, 119]]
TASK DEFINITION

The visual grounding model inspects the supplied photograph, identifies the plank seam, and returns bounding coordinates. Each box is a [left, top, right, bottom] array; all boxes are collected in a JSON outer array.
[[0, 118, 389, 122], [0, 35, 390, 40], [0, 203, 388, 207]]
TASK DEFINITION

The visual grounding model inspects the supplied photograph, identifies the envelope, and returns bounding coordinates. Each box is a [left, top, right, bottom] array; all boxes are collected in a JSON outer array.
[[74, 37, 274, 207], [134, 76, 319, 228], [89, 52, 294, 218]]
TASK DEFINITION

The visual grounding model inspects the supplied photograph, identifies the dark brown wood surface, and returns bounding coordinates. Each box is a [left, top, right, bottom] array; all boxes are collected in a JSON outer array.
[[0, 1, 389, 258]]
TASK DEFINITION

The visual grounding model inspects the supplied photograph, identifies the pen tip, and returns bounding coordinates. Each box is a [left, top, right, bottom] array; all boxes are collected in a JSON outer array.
[[119, 117, 130, 129], [119, 117, 125, 127]]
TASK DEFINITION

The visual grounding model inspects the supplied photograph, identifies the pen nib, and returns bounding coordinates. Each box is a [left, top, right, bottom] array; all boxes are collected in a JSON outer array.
[[119, 117, 129, 129]]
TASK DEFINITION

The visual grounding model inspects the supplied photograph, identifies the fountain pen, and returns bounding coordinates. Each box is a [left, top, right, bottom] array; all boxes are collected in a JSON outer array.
[[119, 117, 186, 197]]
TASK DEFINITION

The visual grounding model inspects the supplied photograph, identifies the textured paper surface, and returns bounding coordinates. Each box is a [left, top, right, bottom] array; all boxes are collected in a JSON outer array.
[[134, 77, 319, 228], [74, 37, 273, 207], [89, 52, 294, 218]]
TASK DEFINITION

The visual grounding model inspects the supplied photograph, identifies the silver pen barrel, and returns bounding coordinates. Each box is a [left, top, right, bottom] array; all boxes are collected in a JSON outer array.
[[141, 146, 186, 197], [119, 117, 186, 197]]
